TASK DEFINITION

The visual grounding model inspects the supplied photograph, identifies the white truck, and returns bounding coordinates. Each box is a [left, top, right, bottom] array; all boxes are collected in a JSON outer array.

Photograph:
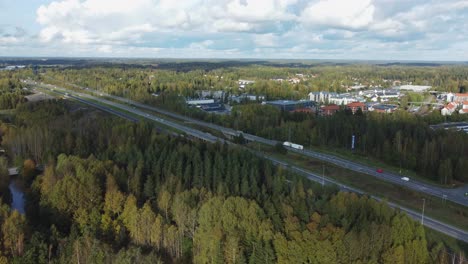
[[283, 141, 304, 150]]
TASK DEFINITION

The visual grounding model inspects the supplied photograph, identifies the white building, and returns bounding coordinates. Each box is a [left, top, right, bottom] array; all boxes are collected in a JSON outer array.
[[186, 99, 215, 105], [441, 102, 458, 116], [397, 85, 432, 93], [309, 91, 337, 103]]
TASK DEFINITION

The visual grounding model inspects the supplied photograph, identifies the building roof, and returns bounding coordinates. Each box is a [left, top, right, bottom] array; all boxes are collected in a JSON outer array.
[[398, 85, 432, 92], [322, 104, 340, 111], [292, 108, 313, 113], [455, 93, 468, 97], [346, 102, 366, 108], [446, 102, 457, 110], [266, 100, 309, 106], [373, 104, 398, 110]]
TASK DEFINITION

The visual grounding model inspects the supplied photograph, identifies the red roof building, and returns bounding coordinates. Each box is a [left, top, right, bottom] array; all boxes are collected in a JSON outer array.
[[454, 93, 468, 103], [346, 102, 367, 114], [320, 104, 340, 116], [291, 107, 314, 113]]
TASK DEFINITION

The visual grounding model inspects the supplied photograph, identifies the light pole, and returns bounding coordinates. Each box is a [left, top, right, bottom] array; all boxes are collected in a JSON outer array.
[[322, 164, 325, 187], [421, 198, 426, 225]]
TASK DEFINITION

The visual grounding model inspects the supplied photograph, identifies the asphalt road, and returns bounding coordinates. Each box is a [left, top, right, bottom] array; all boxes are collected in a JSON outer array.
[[62, 84, 468, 208], [30, 80, 468, 243]]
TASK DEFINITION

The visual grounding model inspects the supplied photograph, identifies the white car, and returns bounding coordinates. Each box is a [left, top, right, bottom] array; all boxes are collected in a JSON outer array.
[[401, 177, 410, 182]]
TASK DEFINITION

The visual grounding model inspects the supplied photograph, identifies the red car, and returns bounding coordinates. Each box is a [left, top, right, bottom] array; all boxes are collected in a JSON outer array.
[[376, 168, 384, 173]]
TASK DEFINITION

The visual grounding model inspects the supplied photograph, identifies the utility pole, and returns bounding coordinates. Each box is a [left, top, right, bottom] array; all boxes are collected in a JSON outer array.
[[322, 164, 325, 186], [421, 198, 426, 225]]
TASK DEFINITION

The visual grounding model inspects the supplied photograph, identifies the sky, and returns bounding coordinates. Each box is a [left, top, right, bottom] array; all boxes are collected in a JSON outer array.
[[0, 0, 467, 60]]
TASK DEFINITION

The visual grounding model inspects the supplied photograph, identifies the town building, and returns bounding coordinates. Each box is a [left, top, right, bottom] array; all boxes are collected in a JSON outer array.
[[430, 122, 468, 133], [369, 104, 398, 113], [346, 102, 367, 114], [230, 94, 265, 103], [397, 85, 432, 93], [441, 102, 458, 116], [265, 100, 314, 112], [186, 99, 215, 105], [320, 104, 340, 116], [309, 91, 336, 103], [454, 93, 468, 103], [197, 90, 225, 99]]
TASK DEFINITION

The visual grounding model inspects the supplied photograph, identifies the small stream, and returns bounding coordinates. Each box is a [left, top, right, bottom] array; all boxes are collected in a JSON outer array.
[[8, 178, 25, 214]]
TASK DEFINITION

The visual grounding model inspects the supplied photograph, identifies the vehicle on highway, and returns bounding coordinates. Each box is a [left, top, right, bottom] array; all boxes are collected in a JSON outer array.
[[401, 177, 410, 181], [283, 141, 304, 150], [376, 168, 383, 173]]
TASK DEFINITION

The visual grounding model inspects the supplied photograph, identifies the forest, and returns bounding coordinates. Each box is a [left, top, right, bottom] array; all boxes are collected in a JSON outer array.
[[0, 87, 464, 262]]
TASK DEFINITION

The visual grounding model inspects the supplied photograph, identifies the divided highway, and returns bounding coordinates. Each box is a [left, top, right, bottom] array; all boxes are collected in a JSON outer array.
[[30, 80, 468, 243], [44, 81, 468, 208]]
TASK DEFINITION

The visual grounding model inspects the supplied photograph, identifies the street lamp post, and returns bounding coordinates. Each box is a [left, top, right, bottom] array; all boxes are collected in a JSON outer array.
[[421, 198, 426, 225], [322, 164, 325, 186]]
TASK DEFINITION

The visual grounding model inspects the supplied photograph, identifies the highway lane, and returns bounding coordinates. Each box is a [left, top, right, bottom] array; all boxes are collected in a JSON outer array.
[[30, 80, 468, 243], [59, 84, 468, 207], [37, 84, 220, 143], [48, 90, 139, 122]]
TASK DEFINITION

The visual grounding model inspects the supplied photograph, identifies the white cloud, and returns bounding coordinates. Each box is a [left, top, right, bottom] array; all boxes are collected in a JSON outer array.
[[0, 0, 466, 60], [253, 33, 279, 47], [301, 0, 375, 30], [188, 40, 214, 49]]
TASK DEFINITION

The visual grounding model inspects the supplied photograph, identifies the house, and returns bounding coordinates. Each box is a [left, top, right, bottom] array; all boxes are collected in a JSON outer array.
[[441, 102, 458, 116], [346, 102, 367, 114], [454, 93, 468, 103], [320, 104, 340, 116]]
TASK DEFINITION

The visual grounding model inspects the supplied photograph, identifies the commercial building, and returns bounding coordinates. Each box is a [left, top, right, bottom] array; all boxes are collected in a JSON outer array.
[[430, 122, 468, 133], [186, 99, 215, 105], [397, 85, 432, 93], [265, 100, 314, 112]]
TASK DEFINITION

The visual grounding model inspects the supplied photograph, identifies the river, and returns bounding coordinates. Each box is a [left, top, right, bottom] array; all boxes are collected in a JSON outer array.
[[8, 178, 25, 214]]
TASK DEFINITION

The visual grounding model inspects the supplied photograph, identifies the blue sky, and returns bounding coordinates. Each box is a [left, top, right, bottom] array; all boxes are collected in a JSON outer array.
[[1, 0, 467, 60]]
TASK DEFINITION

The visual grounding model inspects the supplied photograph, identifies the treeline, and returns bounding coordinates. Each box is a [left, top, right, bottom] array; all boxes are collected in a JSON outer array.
[[0, 99, 459, 263], [42, 64, 468, 101], [0, 72, 28, 110]]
